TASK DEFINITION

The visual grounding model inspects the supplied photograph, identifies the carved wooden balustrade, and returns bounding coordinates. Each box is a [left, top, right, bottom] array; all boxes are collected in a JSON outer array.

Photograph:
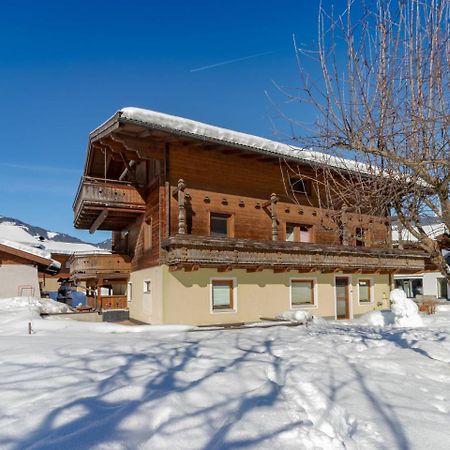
[[162, 234, 426, 273], [73, 176, 146, 231]]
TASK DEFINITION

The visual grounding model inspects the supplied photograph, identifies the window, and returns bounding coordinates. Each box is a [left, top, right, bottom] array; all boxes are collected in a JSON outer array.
[[127, 282, 133, 302], [291, 280, 315, 307], [358, 279, 372, 303], [394, 278, 423, 298], [437, 278, 448, 299], [285, 223, 312, 243], [211, 279, 235, 311], [143, 218, 152, 251], [289, 177, 310, 194], [210, 213, 231, 237], [143, 280, 152, 294], [355, 227, 366, 247]]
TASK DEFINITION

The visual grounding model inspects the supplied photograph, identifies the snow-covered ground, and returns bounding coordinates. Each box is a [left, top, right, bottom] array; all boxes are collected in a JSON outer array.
[[1, 298, 449, 449]]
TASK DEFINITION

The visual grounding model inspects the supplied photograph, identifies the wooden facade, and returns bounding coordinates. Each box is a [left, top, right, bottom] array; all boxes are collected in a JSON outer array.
[[70, 254, 131, 311], [71, 108, 430, 323], [73, 110, 426, 276]]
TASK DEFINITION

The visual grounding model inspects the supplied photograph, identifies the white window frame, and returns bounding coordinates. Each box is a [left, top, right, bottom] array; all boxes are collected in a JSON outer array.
[[209, 277, 237, 314], [127, 282, 133, 303], [289, 277, 318, 309], [357, 277, 374, 304], [143, 279, 152, 294]]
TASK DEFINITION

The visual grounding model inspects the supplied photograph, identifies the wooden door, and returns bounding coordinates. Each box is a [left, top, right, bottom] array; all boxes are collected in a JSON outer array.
[[335, 277, 350, 319]]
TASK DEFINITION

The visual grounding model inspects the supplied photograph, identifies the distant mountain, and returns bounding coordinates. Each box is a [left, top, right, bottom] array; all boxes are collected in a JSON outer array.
[[0, 215, 109, 255], [0, 216, 85, 243], [96, 238, 112, 250]]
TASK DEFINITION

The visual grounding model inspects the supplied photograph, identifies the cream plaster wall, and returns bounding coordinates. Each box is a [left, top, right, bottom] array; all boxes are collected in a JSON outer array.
[[0, 264, 40, 298], [128, 265, 391, 325], [128, 266, 164, 324], [162, 267, 391, 325]]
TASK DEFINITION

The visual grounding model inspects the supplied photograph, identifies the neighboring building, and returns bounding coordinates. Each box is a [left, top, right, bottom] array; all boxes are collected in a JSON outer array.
[[72, 107, 427, 325], [392, 220, 449, 300], [69, 252, 131, 310], [0, 240, 60, 298], [0, 220, 108, 295]]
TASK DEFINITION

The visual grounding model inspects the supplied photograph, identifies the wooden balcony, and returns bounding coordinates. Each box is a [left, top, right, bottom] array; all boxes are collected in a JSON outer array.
[[70, 253, 131, 280], [73, 176, 146, 231], [162, 235, 426, 273]]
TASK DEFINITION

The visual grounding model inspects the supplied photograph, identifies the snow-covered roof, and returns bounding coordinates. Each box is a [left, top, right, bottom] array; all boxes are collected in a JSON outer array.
[[391, 220, 448, 242], [0, 239, 61, 273], [116, 107, 368, 173], [0, 222, 109, 256]]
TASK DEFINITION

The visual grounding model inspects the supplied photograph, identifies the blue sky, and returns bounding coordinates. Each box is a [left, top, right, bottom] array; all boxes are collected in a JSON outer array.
[[0, 0, 337, 243]]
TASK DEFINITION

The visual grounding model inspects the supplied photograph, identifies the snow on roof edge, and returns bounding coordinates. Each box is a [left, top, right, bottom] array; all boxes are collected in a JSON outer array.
[[117, 107, 369, 174], [0, 239, 61, 269]]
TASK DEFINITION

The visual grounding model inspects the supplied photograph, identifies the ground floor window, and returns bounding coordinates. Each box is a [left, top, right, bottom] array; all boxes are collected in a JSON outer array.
[[394, 278, 423, 298], [290, 279, 315, 307], [358, 279, 372, 303], [437, 278, 448, 299], [211, 279, 235, 311]]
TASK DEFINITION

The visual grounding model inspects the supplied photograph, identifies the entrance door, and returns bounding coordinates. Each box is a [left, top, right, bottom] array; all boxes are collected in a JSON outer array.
[[335, 277, 350, 319]]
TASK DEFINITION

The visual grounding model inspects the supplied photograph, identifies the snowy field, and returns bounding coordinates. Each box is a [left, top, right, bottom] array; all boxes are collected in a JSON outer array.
[[1, 298, 450, 449]]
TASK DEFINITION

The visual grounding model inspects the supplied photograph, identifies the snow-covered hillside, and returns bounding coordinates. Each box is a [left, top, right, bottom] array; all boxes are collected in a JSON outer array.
[[0, 298, 449, 449], [0, 216, 108, 255]]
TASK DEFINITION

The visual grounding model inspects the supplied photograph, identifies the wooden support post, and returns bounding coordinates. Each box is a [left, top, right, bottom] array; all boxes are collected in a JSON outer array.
[[90, 209, 108, 234], [177, 179, 186, 235], [270, 193, 278, 241]]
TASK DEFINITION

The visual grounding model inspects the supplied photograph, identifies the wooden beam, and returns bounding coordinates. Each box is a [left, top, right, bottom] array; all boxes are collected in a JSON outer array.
[[89, 209, 108, 234], [246, 266, 264, 273], [273, 268, 289, 273], [218, 265, 233, 272]]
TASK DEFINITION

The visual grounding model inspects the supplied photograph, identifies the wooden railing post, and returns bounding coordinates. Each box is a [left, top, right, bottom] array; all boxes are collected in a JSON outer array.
[[177, 179, 186, 235], [270, 193, 278, 241]]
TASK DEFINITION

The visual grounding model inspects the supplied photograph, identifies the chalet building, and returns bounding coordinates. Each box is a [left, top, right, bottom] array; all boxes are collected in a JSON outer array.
[[0, 240, 60, 298], [72, 107, 426, 325]]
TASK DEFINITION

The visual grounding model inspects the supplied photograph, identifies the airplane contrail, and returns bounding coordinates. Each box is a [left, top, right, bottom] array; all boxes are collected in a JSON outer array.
[[190, 51, 275, 73]]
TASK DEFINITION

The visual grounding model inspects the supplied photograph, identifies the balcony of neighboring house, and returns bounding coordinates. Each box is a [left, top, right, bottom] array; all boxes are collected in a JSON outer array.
[[73, 176, 146, 232], [162, 179, 427, 274], [69, 253, 131, 311]]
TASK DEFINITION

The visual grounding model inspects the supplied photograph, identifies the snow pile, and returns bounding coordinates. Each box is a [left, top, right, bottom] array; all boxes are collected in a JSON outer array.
[[0, 296, 70, 314], [390, 288, 424, 327], [437, 304, 450, 312], [1, 304, 450, 448], [277, 310, 312, 322], [357, 310, 395, 327]]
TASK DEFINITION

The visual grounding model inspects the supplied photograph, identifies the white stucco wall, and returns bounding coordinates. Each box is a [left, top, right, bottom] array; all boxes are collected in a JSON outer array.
[[0, 264, 40, 298]]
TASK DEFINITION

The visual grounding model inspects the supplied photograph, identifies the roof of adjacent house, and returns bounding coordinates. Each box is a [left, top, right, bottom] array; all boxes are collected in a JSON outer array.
[[0, 239, 61, 274], [92, 107, 370, 174]]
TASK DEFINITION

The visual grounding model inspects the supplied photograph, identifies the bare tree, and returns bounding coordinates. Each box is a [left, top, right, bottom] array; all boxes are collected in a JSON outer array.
[[284, 0, 449, 279]]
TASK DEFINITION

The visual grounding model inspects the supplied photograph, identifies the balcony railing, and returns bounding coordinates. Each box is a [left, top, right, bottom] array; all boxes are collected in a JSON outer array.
[[162, 234, 426, 273], [73, 176, 146, 231], [70, 254, 131, 279]]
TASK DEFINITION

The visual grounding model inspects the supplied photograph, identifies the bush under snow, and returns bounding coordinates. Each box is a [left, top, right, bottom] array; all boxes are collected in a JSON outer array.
[[390, 288, 423, 328], [357, 310, 395, 327], [277, 310, 312, 323]]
